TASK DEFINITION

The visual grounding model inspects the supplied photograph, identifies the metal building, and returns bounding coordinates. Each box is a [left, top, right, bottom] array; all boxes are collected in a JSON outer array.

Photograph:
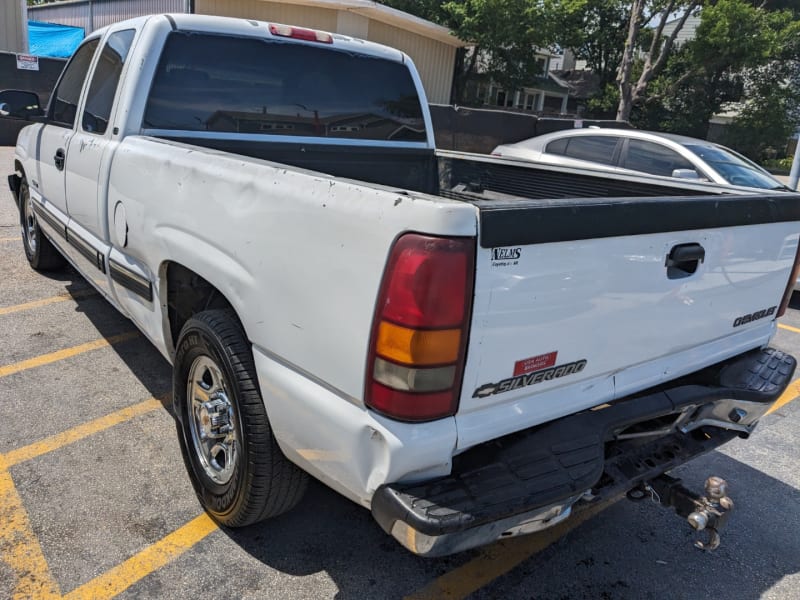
[[27, 0, 466, 104], [28, 0, 189, 34], [1, 0, 28, 53]]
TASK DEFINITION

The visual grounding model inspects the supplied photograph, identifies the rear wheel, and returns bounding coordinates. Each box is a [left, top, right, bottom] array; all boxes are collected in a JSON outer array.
[[19, 177, 65, 271], [174, 309, 308, 526]]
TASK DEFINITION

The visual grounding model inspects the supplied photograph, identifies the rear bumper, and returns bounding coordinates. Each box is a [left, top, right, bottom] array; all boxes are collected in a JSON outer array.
[[371, 346, 795, 556]]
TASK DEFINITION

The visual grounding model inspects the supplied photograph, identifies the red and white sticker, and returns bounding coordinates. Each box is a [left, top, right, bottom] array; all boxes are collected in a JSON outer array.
[[514, 351, 558, 376]]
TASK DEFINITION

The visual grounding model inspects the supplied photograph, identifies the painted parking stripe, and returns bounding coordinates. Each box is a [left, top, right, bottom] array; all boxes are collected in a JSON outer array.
[[766, 378, 800, 416], [2, 397, 165, 469], [0, 289, 98, 317], [63, 513, 217, 600], [778, 322, 800, 334], [405, 496, 621, 600], [0, 236, 18, 242], [0, 332, 138, 378], [0, 467, 62, 599]]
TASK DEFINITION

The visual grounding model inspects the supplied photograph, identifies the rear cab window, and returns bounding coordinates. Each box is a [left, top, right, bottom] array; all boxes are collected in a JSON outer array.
[[142, 31, 426, 143]]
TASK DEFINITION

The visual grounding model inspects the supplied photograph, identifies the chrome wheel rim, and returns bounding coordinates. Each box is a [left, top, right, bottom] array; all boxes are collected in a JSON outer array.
[[187, 355, 238, 485], [22, 189, 37, 253]]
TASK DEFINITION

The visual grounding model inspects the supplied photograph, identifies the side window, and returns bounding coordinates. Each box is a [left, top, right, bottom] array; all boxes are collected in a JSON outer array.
[[143, 32, 426, 142], [82, 29, 136, 134], [563, 136, 619, 165], [51, 39, 100, 127], [545, 138, 568, 155], [621, 139, 694, 177]]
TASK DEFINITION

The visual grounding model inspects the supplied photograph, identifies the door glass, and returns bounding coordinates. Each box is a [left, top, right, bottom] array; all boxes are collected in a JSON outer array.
[[622, 139, 694, 177], [51, 39, 100, 127], [563, 136, 618, 164], [82, 29, 136, 134]]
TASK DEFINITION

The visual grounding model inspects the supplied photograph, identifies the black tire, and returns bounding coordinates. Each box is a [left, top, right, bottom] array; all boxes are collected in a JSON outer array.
[[19, 177, 66, 271], [174, 309, 308, 526]]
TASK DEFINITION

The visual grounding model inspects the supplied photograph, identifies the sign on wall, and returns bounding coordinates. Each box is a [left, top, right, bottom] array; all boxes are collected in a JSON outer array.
[[16, 54, 39, 71]]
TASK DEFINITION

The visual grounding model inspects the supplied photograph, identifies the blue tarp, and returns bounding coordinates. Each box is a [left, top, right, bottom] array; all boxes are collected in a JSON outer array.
[[28, 20, 84, 58]]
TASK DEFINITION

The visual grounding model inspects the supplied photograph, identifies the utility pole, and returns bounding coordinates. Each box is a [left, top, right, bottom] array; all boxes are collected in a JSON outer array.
[[790, 129, 800, 191]]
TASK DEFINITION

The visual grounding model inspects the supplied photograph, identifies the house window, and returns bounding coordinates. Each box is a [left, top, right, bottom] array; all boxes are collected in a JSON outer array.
[[525, 93, 538, 110]]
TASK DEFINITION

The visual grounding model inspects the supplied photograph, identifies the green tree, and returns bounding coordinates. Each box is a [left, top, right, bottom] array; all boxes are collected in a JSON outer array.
[[635, 0, 800, 159], [382, 0, 562, 103]]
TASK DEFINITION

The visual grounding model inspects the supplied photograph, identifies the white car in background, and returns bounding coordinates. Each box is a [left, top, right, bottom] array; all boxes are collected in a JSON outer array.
[[492, 128, 789, 191]]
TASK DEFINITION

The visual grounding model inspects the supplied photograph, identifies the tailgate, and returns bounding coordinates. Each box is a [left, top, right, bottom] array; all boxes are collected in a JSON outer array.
[[456, 193, 800, 449]]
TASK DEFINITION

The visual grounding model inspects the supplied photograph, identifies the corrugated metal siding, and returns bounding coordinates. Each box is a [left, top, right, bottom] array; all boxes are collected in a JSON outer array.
[[1, 1, 28, 53], [28, 0, 186, 34], [196, 0, 338, 31], [367, 20, 454, 104]]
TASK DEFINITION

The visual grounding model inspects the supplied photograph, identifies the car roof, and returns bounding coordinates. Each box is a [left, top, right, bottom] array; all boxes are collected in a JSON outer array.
[[504, 128, 718, 151]]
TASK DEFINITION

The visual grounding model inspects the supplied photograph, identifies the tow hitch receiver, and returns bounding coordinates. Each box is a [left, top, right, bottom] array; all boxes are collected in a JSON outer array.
[[628, 474, 733, 551]]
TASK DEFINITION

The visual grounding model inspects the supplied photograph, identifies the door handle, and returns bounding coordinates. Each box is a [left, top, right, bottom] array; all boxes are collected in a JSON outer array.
[[666, 243, 705, 278], [54, 148, 65, 171]]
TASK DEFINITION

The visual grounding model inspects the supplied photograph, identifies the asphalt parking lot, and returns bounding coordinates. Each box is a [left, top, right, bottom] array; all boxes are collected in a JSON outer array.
[[1, 144, 800, 600]]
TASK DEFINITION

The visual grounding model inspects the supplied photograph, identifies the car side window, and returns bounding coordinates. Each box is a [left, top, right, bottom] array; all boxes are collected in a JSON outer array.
[[621, 139, 694, 177], [545, 138, 568, 155], [82, 29, 136, 135], [51, 39, 100, 127], [562, 136, 619, 165]]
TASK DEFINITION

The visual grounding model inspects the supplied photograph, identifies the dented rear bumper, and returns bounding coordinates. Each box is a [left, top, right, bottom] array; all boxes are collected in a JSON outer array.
[[371, 346, 795, 556]]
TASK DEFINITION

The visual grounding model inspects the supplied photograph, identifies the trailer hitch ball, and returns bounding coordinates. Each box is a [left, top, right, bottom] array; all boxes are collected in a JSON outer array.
[[641, 474, 733, 552], [687, 477, 734, 551]]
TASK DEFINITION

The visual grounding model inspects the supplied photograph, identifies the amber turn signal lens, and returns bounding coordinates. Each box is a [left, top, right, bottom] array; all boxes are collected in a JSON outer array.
[[376, 321, 461, 366]]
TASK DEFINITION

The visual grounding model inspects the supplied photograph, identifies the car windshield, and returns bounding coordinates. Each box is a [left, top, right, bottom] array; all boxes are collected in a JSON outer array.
[[683, 144, 785, 189]]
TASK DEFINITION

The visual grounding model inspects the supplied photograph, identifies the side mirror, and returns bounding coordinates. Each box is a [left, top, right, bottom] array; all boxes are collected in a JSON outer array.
[[671, 168, 702, 180], [0, 89, 43, 120]]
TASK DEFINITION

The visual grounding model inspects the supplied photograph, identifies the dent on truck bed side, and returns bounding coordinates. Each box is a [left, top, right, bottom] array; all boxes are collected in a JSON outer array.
[[108, 136, 478, 403]]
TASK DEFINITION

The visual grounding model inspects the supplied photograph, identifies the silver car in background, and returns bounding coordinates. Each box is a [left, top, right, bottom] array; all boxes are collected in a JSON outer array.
[[492, 128, 789, 191]]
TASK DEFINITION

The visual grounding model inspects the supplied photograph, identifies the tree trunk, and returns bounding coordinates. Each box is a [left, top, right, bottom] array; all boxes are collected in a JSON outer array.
[[617, 0, 700, 121], [616, 0, 645, 121]]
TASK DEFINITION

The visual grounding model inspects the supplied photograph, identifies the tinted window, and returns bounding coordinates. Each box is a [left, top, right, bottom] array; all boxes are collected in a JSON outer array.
[[82, 29, 135, 134], [621, 139, 694, 177], [684, 143, 783, 189], [545, 138, 568, 155], [563, 136, 618, 164], [143, 32, 426, 142], [52, 39, 100, 127]]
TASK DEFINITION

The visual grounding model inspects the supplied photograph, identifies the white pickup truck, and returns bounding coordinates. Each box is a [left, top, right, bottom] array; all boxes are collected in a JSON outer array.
[[4, 14, 800, 557]]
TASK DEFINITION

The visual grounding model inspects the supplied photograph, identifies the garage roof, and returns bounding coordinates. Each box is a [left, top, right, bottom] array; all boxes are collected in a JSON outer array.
[[269, 0, 468, 46]]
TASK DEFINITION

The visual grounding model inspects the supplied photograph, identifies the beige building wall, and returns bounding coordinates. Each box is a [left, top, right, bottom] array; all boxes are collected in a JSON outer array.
[[197, 0, 338, 33], [367, 20, 455, 106], [1, 0, 28, 54], [195, 0, 456, 103]]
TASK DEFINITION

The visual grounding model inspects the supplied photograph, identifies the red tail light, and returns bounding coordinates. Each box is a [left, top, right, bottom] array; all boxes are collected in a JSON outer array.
[[366, 234, 475, 421], [778, 240, 800, 317]]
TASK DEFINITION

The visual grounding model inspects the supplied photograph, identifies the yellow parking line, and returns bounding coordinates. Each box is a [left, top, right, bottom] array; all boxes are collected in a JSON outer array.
[[778, 323, 800, 334], [63, 513, 218, 600], [766, 378, 800, 416], [2, 397, 164, 469], [0, 289, 99, 317], [0, 467, 62, 599], [0, 236, 18, 242], [406, 497, 620, 600], [0, 331, 138, 378]]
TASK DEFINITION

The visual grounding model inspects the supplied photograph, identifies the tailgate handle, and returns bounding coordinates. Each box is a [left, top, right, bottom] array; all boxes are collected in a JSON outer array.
[[666, 243, 705, 278]]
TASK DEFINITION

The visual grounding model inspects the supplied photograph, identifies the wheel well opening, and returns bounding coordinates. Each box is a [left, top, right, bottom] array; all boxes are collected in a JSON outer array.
[[166, 262, 235, 346]]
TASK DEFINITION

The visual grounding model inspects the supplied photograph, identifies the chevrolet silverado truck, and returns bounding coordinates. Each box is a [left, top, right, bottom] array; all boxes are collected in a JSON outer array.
[[4, 14, 800, 557]]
